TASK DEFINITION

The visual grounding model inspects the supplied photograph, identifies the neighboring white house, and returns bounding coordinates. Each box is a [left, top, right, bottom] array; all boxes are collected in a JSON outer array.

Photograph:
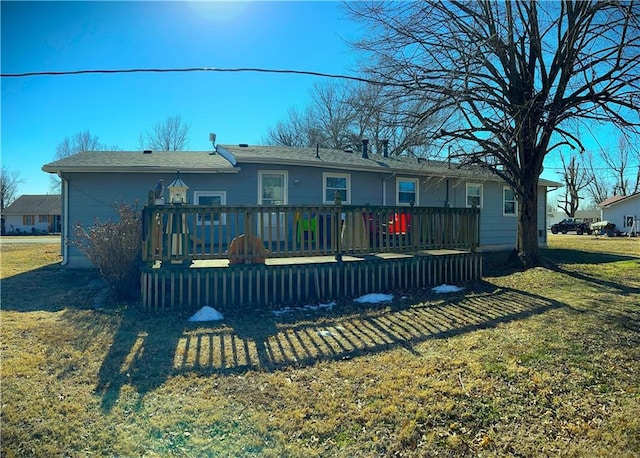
[[2, 194, 62, 234], [597, 193, 640, 235]]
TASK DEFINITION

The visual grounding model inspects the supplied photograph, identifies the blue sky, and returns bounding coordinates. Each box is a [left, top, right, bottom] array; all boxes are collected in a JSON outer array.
[[2, 1, 360, 195], [1, 1, 630, 199]]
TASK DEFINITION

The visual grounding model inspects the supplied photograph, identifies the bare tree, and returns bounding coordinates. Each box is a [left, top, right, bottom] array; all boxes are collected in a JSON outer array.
[[0, 166, 22, 211], [50, 131, 110, 192], [347, 1, 640, 267], [557, 153, 591, 217], [584, 151, 613, 206], [265, 107, 313, 147], [583, 135, 640, 205], [265, 82, 356, 149], [55, 130, 103, 160], [601, 136, 640, 196], [264, 80, 439, 156], [138, 115, 191, 151]]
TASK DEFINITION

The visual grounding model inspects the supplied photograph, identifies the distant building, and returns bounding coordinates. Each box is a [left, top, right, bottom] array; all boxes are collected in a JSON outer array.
[[597, 193, 640, 235], [2, 194, 61, 234]]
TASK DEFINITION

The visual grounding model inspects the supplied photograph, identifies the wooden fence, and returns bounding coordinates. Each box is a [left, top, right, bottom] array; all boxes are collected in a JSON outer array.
[[142, 202, 480, 266]]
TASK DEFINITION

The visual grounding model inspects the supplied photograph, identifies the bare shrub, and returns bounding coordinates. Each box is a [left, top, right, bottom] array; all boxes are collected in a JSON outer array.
[[74, 202, 142, 301]]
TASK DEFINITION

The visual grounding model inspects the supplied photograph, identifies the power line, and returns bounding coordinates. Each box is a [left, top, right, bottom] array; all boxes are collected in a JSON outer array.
[[0, 66, 383, 85]]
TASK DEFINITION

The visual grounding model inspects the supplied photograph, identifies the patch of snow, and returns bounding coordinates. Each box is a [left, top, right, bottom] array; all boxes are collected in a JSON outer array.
[[354, 293, 394, 304], [432, 284, 465, 293], [317, 330, 335, 337], [272, 301, 336, 316], [188, 306, 224, 322]]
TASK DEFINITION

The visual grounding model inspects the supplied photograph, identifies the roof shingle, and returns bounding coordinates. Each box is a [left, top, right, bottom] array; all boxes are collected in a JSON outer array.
[[3, 194, 61, 215]]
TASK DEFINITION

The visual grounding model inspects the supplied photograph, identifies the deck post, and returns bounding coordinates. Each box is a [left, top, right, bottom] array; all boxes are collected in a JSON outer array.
[[334, 192, 343, 262]]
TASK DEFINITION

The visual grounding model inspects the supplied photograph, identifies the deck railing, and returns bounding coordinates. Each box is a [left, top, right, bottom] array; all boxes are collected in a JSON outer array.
[[141, 202, 480, 265]]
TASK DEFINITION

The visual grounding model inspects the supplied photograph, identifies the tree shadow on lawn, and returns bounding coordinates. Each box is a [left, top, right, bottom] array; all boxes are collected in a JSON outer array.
[[540, 249, 640, 294], [483, 249, 640, 280], [0, 263, 103, 312], [94, 281, 568, 412], [540, 247, 639, 266]]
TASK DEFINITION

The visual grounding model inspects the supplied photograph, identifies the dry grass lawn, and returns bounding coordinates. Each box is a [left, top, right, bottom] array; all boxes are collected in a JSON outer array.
[[1, 235, 639, 457]]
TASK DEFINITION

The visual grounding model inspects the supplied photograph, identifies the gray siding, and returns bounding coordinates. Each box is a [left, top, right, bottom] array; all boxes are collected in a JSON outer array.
[[62, 168, 550, 266]]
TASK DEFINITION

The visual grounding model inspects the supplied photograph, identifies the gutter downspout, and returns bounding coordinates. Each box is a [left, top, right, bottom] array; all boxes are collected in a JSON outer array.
[[445, 178, 450, 207], [61, 174, 69, 266], [383, 172, 396, 206]]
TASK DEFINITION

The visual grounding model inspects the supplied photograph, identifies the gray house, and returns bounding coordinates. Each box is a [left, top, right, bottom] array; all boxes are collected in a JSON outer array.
[[2, 194, 61, 234], [43, 143, 558, 268]]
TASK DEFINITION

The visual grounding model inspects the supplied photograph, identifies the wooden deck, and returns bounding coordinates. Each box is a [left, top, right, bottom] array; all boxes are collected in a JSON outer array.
[[141, 249, 482, 312], [140, 202, 481, 312]]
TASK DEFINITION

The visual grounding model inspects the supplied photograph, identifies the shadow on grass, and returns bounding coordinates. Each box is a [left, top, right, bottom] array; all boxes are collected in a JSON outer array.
[[94, 309, 184, 412], [0, 263, 101, 312], [541, 248, 640, 294], [93, 282, 566, 412], [543, 262, 640, 295], [541, 247, 639, 266]]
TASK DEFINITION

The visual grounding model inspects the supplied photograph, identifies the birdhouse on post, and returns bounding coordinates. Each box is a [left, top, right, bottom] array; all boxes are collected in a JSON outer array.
[[163, 171, 192, 267], [167, 171, 189, 205]]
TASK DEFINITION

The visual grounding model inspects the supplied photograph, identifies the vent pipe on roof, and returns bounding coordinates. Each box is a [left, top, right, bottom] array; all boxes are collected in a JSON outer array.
[[361, 139, 369, 159], [316, 143, 320, 159], [382, 139, 389, 158]]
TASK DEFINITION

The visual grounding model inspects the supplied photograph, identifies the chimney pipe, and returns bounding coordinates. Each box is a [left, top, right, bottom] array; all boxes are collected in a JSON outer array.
[[361, 139, 369, 159], [382, 139, 389, 158]]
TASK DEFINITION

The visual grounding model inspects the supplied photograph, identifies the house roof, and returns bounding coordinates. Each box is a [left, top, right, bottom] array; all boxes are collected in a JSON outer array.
[[598, 192, 640, 208], [221, 144, 488, 177], [3, 194, 61, 215], [220, 144, 561, 186], [41, 151, 237, 174], [41, 146, 561, 188]]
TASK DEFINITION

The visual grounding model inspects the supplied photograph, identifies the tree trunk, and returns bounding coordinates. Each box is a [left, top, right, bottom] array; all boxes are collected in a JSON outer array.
[[516, 178, 541, 268]]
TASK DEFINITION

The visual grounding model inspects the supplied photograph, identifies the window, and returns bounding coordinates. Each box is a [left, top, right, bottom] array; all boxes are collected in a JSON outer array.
[[23, 215, 35, 225], [397, 178, 419, 206], [503, 187, 516, 216], [466, 183, 483, 208], [39, 215, 50, 223], [259, 171, 287, 205], [194, 191, 226, 225], [323, 173, 350, 204]]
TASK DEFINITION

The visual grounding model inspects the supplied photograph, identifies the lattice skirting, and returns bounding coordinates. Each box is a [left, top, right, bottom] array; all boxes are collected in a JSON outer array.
[[140, 252, 482, 313]]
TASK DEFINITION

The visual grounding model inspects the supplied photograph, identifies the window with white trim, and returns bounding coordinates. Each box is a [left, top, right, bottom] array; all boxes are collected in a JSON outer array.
[[396, 178, 419, 206], [194, 191, 226, 225], [323, 173, 350, 204], [466, 183, 483, 208], [503, 186, 516, 216], [259, 171, 288, 205]]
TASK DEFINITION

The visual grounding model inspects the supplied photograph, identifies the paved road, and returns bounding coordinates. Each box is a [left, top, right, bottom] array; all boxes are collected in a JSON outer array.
[[0, 235, 61, 244]]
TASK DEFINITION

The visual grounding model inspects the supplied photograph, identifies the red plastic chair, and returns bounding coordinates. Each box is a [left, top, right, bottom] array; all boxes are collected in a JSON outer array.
[[387, 212, 411, 235]]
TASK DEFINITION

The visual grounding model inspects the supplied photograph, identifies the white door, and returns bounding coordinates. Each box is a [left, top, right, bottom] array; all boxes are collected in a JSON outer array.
[[258, 171, 287, 241]]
